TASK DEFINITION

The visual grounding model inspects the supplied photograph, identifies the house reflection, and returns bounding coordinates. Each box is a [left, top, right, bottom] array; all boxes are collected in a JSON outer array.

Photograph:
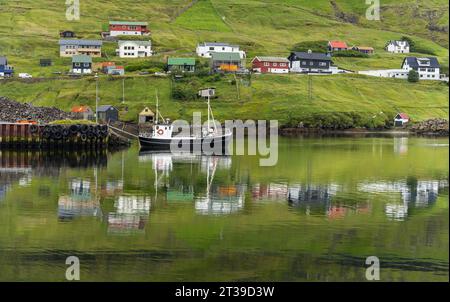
[[288, 183, 341, 216], [195, 184, 246, 215], [58, 178, 101, 221], [107, 195, 151, 234], [252, 183, 288, 201], [358, 179, 447, 221], [393, 137, 408, 155]]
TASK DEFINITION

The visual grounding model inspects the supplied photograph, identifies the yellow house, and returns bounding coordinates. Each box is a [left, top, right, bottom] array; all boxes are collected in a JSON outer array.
[[139, 107, 155, 124]]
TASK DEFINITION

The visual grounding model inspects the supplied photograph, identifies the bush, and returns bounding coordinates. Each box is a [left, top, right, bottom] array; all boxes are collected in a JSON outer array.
[[408, 70, 419, 83], [333, 50, 369, 58], [172, 84, 198, 101], [401, 36, 436, 55], [291, 40, 329, 53]]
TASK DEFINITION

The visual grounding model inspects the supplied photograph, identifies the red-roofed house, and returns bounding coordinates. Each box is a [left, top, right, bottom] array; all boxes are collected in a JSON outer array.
[[328, 41, 348, 51], [71, 105, 94, 120], [394, 113, 410, 126]]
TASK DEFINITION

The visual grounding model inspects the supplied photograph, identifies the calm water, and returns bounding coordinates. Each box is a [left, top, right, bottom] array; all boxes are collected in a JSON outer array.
[[0, 135, 448, 281]]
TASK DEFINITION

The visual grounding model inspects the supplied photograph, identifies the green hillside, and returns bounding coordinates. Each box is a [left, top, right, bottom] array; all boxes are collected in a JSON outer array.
[[0, 0, 448, 125]]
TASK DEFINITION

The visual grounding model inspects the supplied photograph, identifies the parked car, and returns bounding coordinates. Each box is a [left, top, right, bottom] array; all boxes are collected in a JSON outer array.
[[18, 73, 33, 78]]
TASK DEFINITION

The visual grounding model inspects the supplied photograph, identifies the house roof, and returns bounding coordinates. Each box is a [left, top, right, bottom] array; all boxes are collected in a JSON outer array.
[[396, 113, 410, 120], [168, 58, 196, 66], [0, 56, 7, 65], [199, 42, 239, 48], [290, 52, 331, 61], [110, 21, 148, 26], [72, 54, 92, 63], [139, 107, 155, 116], [97, 105, 117, 112], [388, 40, 409, 47], [59, 39, 102, 46], [355, 46, 374, 51], [118, 40, 151, 47], [403, 57, 440, 69], [252, 56, 289, 63], [211, 52, 241, 61], [71, 105, 92, 113], [329, 41, 348, 48]]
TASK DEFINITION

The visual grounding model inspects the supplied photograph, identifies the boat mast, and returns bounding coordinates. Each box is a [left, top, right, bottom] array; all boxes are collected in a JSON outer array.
[[155, 89, 159, 124]]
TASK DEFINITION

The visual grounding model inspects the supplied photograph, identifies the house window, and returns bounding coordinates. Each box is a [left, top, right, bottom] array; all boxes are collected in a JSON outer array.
[[301, 61, 306, 65], [280, 63, 286, 67], [309, 61, 314, 66], [273, 63, 278, 67], [264, 62, 270, 67], [209, 47, 214, 51], [319, 62, 327, 66]]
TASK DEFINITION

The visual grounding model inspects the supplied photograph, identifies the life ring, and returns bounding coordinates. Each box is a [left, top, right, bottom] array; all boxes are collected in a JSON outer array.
[[157, 129, 164, 135]]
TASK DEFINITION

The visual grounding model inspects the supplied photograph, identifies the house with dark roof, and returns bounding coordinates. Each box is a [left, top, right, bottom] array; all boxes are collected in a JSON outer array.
[[196, 42, 246, 59], [97, 105, 119, 123], [211, 52, 244, 72], [358, 56, 441, 81], [385, 40, 409, 53], [402, 57, 440, 80], [0, 56, 14, 77], [251, 56, 290, 74], [288, 51, 333, 74], [71, 55, 92, 74], [60, 30, 76, 38], [167, 58, 196, 73], [59, 39, 103, 57]]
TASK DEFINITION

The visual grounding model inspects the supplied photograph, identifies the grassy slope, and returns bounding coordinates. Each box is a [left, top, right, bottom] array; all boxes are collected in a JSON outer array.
[[0, 0, 448, 123]]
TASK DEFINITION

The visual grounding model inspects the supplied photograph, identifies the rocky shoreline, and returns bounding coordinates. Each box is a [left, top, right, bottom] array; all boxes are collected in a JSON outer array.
[[280, 119, 449, 137]]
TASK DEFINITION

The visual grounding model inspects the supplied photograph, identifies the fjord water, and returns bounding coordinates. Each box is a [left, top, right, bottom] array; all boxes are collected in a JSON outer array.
[[0, 135, 448, 281]]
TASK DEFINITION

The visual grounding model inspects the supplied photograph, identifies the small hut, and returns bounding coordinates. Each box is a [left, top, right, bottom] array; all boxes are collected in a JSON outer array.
[[139, 107, 155, 124]]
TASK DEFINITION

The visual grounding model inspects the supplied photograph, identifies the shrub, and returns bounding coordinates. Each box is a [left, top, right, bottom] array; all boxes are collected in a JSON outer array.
[[408, 70, 419, 83], [333, 50, 369, 58], [125, 61, 166, 72], [291, 40, 329, 53]]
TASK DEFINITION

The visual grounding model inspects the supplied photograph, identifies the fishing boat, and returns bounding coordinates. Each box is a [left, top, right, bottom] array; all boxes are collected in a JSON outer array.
[[138, 89, 232, 154]]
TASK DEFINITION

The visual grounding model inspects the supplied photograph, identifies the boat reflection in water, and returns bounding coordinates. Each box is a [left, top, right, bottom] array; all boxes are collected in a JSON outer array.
[[139, 151, 245, 215]]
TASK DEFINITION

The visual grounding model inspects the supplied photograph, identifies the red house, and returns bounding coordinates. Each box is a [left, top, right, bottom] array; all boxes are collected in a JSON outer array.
[[328, 40, 348, 51], [109, 21, 150, 37], [251, 56, 290, 74]]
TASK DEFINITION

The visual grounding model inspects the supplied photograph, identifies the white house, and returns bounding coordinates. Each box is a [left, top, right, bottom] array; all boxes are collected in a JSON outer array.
[[394, 113, 410, 127], [359, 57, 441, 81], [385, 40, 410, 53], [116, 40, 152, 58], [402, 57, 440, 80], [196, 42, 246, 59]]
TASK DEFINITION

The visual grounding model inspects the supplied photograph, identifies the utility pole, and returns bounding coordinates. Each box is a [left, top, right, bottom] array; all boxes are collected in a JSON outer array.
[[122, 77, 125, 104], [308, 74, 312, 101], [95, 73, 99, 123]]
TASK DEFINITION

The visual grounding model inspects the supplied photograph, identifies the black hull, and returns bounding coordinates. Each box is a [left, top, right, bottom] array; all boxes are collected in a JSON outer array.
[[139, 135, 231, 155]]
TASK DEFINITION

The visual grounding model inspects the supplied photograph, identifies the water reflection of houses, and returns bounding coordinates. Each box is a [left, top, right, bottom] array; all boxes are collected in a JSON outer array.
[[288, 183, 341, 216], [107, 195, 151, 234], [0, 151, 33, 202], [358, 179, 447, 221], [58, 178, 102, 220], [252, 183, 288, 201], [195, 184, 246, 215]]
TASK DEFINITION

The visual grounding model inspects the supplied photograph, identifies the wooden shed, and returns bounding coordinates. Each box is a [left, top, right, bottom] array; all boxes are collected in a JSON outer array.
[[139, 107, 155, 124]]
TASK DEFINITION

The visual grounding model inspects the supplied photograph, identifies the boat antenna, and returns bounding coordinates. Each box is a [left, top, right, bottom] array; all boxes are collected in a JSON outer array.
[[155, 89, 165, 123]]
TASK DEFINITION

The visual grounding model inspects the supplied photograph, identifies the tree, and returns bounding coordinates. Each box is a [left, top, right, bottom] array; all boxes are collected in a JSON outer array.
[[401, 36, 415, 51], [408, 70, 419, 83]]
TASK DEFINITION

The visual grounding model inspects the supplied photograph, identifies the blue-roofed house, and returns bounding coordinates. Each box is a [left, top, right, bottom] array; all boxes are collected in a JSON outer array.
[[0, 56, 14, 77], [402, 57, 441, 80], [59, 39, 103, 57]]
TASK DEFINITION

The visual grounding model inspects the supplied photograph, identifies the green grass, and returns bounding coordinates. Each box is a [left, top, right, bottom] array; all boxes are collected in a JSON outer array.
[[0, 0, 448, 124]]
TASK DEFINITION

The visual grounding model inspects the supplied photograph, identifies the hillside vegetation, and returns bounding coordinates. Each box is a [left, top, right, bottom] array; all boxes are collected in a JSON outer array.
[[0, 0, 448, 125]]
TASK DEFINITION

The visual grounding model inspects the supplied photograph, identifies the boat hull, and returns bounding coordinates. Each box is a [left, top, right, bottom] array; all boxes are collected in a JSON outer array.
[[139, 134, 231, 155]]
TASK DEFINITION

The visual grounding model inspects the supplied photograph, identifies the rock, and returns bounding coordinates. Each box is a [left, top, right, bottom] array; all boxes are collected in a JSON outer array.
[[410, 118, 449, 136], [0, 96, 75, 123]]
